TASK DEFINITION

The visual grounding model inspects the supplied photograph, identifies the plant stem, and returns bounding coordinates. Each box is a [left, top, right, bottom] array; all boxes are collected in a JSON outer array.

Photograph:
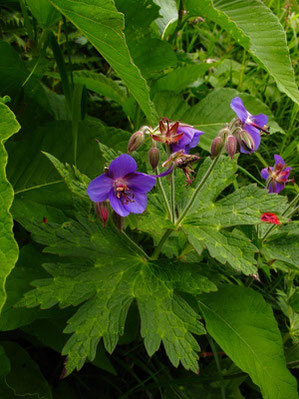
[[156, 167, 172, 219], [176, 154, 221, 226], [208, 336, 226, 399], [121, 230, 149, 260], [262, 193, 299, 242], [170, 170, 176, 222], [150, 229, 173, 260], [238, 165, 265, 187]]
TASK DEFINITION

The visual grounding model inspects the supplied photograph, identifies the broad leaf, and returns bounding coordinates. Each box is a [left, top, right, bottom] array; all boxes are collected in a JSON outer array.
[[153, 0, 178, 38], [261, 222, 299, 270], [0, 103, 20, 316], [187, 0, 299, 104], [16, 193, 205, 374], [181, 156, 287, 274], [199, 286, 298, 399], [49, 0, 158, 124], [182, 88, 285, 151]]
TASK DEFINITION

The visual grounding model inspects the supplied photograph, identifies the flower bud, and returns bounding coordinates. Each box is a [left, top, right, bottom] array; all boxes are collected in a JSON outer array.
[[225, 135, 237, 159], [236, 129, 255, 152], [211, 136, 224, 157], [94, 201, 109, 228], [148, 147, 160, 170], [127, 130, 145, 152], [218, 127, 231, 139]]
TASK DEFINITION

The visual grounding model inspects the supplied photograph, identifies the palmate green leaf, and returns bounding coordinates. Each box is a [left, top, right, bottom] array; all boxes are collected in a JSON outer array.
[[0, 103, 20, 317], [182, 88, 284, 151], [261, 222, 299, 270], [199, 286, 298, 399], [49, 0, 158, 124], [181, 156, 287, 274], [16, 202, 206, 374], [187, 0, 299, 104]]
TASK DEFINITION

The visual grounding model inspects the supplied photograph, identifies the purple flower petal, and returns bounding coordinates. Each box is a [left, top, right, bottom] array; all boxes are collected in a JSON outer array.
[[172, 127, 203, 153], [252, 113, 268, 127], [126, 172, 156, 193], [230, 97, 248, 124], [87, 174, 113, 202], [274, 154, 285, 167], [239, 124, 261, 153], [109, 191, 130, 217], [261, 168, 270, 180], [108, 154, 137, 179], [270, 182, 285, 194], [123, 192, 147, 214], [154, 166, 173, 177]]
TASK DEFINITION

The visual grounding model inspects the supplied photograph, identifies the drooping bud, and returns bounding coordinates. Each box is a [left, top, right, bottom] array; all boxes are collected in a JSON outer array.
[[211, 136, 224, 157], [148, 147, 160, 170], [225, 135, 237, 159], [127, 130, 145, 152], [236, 128, 255, 152], [218, 126, 231, 139], [94, 201, 109, 228]]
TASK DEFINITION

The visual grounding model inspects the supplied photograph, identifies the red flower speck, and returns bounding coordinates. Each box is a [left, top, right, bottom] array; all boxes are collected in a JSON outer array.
[[260, 212, 280, 225]]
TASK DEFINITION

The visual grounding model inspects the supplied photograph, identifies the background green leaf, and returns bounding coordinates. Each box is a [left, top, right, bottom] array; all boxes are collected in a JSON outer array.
[[199, 286, 298, 399], [187, 0, 299, 104], [0, 103, 20, 316]]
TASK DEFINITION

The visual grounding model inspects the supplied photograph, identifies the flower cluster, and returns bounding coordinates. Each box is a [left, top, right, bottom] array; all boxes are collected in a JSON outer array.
[[87, 97, 294, 221]]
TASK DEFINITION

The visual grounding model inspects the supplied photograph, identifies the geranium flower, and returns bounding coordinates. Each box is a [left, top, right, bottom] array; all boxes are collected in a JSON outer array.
[[260, 212, 280, 225], [87, 154, 156, 217], [152, 119, 204, 153], [261, 154, 293, 194], [230, 97, 268, 153]]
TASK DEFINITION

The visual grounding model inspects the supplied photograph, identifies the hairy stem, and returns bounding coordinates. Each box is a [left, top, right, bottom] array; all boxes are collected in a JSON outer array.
[[176, 154, 221, 226], [156, 167, 172, 220], [170, 170, 176, 222], [150, 229, 173, 260], [208, 336, 226, 399]]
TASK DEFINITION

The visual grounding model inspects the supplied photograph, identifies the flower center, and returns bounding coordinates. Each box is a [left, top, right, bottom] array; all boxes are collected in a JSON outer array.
[[114, 180, 135, 205]]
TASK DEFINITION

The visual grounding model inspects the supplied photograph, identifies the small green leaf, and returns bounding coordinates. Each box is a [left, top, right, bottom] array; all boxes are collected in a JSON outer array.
[[26, 0, 60, 26], [199, 286, 298, 399]]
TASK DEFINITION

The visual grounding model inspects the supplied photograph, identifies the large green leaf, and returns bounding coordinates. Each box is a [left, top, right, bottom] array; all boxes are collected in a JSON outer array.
[[181, 156, 287, 274], [0, 103, 20, 317], [187, 0, 299, 104], [199, 286, 298, 399], [182, 88, 284, 151], [16, 200, 205, 374], [49, 0, 158, 124]]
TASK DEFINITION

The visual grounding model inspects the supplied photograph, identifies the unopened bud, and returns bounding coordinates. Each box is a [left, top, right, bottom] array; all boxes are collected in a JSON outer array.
[[94, 201, 109, 228], [148, 147, 160, 170], [236, 129, 255, 152], [127, 130, 145, 152], [225, 135, 237, 159], [211, 136, 224, 157]]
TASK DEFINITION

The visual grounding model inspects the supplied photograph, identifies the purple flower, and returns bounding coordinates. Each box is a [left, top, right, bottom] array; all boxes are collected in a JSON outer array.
[[152, 119, 204, 153], [171, 125, 204, 153], [87, 154, 156, 217], [230, 97, 268, 154], [261, 154, 293, 194]]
